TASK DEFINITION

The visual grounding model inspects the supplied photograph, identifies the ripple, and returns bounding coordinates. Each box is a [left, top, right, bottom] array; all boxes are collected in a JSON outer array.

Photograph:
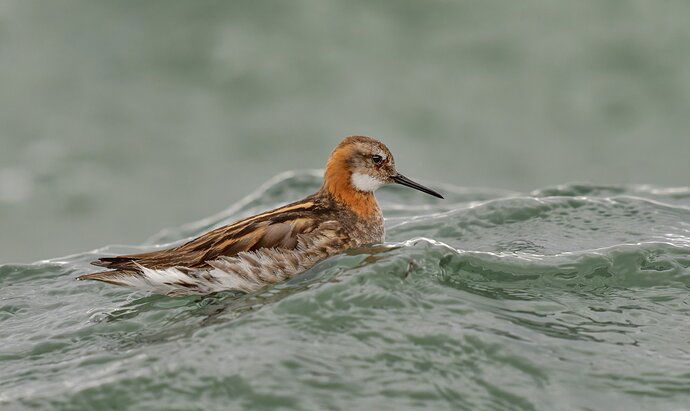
[[1, 173, 690, 409]]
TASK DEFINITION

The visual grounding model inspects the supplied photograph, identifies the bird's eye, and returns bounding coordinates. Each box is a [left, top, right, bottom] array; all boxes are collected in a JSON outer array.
[[372, 155, 383, 165]]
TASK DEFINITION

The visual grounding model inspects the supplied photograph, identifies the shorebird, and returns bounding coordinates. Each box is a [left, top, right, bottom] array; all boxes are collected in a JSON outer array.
[[79, 136, 443, 296]]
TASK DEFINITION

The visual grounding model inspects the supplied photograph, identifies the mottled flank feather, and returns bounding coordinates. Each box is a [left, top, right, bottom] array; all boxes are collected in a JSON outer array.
[[81, 224, 343, 296]]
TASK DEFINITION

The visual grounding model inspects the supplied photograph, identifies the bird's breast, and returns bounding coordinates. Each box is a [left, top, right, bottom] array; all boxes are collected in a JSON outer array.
[[347, 212, 385, 247]]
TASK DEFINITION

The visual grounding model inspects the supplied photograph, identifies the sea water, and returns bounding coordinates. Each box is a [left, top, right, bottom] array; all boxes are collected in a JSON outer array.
[[1, 171, 689, 409]]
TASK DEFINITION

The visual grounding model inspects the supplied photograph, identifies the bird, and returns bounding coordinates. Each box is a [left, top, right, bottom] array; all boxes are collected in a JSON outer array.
[[78, 136, 443, 296]]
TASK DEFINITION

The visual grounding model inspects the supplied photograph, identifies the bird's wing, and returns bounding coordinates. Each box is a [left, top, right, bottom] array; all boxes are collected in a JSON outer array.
[[81, 198, 340, 277]]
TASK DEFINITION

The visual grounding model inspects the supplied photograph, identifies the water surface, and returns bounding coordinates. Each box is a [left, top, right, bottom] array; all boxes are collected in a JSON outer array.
[[2, 172, 689, 410]]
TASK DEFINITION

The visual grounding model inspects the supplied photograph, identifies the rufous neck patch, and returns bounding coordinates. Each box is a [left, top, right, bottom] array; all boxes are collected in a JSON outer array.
[[323, 146, 379, 218]]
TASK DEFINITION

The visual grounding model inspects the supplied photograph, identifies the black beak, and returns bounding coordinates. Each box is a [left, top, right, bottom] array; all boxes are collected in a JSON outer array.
[[392, 174, 444, 199]]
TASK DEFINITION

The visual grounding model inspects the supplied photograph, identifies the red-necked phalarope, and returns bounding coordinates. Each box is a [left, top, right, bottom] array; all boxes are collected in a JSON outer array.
[[79, 136, 443, 296]]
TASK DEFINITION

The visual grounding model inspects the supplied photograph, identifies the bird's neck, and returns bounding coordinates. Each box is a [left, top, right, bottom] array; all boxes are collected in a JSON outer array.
[[320, 158, 380, 219]]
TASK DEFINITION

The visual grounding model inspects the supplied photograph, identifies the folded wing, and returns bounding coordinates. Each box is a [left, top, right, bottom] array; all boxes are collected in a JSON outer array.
[[79, 200, 345, 292]]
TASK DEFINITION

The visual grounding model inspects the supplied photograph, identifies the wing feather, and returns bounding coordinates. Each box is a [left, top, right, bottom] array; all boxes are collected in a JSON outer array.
[[82, 200, 327, 282]]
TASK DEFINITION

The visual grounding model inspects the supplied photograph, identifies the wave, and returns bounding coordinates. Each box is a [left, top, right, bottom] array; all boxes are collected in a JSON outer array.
[[2, 171, 690, 409]]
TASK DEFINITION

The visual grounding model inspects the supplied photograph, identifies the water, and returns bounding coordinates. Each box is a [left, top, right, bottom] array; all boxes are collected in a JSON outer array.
[[2, 1, 690, 409], [2, 171, 689, 410]]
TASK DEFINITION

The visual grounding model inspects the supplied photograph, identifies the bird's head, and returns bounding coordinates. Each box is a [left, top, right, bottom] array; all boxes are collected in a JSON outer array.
[[322, 136, 443, 216]]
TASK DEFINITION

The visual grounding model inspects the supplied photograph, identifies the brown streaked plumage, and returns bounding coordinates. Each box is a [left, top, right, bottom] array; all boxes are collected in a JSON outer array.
[[78, 135, 443, 296]]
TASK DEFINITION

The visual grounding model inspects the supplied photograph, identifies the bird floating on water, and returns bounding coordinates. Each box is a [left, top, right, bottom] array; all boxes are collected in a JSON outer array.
[[79, 136, 443, 296]]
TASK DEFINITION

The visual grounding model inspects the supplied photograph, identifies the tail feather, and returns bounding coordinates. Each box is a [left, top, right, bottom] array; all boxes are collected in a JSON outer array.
[[91, 257, 136, 268], [77, 270, 136, 287]]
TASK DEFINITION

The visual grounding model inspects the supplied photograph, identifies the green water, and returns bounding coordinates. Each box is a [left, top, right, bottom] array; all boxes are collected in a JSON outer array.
[[2, 173, 690, 409], [2, 1, 690, 410]]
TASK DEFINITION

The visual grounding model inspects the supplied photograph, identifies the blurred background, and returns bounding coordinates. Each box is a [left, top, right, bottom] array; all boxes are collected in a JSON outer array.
[[1, 0, 689, 262]]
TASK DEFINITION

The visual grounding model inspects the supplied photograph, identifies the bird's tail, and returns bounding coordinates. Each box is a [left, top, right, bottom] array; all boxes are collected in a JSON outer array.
[[77, 271, 133, 287]]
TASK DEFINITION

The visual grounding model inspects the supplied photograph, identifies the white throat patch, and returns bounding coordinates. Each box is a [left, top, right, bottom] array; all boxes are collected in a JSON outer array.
[[351, 173, 385, 192]]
